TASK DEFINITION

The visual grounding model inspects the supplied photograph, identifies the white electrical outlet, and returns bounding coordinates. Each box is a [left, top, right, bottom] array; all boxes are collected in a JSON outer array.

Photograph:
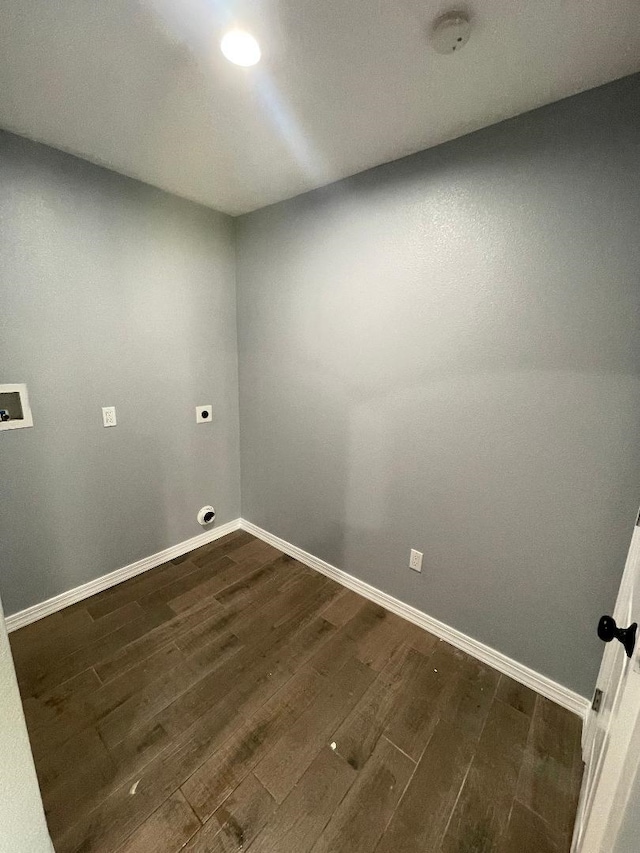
[[102, 406, 117, 427], [409, 549, 423, 572], [196, 405, 213, 424]]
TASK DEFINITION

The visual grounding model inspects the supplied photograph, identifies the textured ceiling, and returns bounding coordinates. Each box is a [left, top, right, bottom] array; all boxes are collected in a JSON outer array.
[[1, 0, 639, 215]]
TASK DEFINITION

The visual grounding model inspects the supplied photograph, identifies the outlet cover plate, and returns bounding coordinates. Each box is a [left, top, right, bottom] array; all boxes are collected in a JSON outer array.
[[409, 549, 423, 572], [196, 405, 213, 424]]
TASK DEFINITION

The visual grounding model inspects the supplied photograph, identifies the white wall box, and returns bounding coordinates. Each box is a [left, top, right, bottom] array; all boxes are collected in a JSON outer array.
[[0, 384, 33, 431], [196, 405, 213, 423]]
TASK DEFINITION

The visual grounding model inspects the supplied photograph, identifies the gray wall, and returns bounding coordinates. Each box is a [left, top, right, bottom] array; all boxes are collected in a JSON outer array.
[[236, 74, 640, 698], [0, 131, 240, 615], [0, 596, 53, 853]]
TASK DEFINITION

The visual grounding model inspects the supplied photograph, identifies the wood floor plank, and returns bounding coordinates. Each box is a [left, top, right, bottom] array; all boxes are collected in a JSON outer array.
[[54, 702, 242, 852], [98, 633, 243, 748], [182, 772, 276, 852], [374, 720, 476, 853], [408, 625, 439, 657], [383, 647, 458, 760], [39, 735, 118, 841], [23, 668, 102, 735], [213, 555, 302, 610], [231, 572, 338, 647], [171, 561, 301, 659], [346, 602, 415, 672], [168, 554, 286, 614], [18, 606, 177, 697], [232, 615, 337, 721], [440, 699, 531, 853], [310, 600, 412, 678], [116, 791, 201, 853], [56, 643, 327, 852], [10, 533, 583, 853], [456, 652, 501, 693], [13, 602, 145, 690], [438, 670, 498, 741], [497, 801, 568, 853], [10, 608, 93, 667], [310, 736, 414, 853], [246, 748, 357, 853], [496, 675, 537, 717], [34, 725, 110, 794], [109, 609, 335, 789], [30, 644, 187, 771], [181, 664, 325, 822], [187, 530, 246, 562], [516, 697, 583, 838], [310, 626, 360, 676], [80, 613, 337, 843], [32, 646, 181, 792], [51, 603, 147, 660], [86, 560, 212, 620], [9, 609, 69, 639], [54, 615, 322, 848], [429, 640, 474, 677], [93, 598, 224, 683], [81, 530, 246, 622], [43, 741, 120, 839], [89, 642, 187, 720], [320, 589, 367, 627], [191, 532, 256, 568], [530, 697, 582, 768], [171, 607, 244, 658], [225, 538, 283, 567], [157, 609, 337, 745], [330, 643, 417, 771], [136, 556, 235, 610], [103, 720, 174, 790], [253, 655, 375, 802], [49, 721, 178, 840]]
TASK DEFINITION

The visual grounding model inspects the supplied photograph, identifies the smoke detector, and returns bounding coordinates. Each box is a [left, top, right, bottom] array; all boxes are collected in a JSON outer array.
[[430, 12, 471, 55]]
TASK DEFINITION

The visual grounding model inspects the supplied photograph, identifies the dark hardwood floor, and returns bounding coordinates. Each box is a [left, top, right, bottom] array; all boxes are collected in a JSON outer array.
[[9, 531, 584, 852]]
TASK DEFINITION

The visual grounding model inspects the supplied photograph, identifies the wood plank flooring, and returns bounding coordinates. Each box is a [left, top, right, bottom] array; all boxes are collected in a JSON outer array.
[[9, 532, 584, 853]]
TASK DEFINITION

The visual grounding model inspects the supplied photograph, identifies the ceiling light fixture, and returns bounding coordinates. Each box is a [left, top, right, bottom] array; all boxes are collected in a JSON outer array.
[[220, 29, 261, 67], [430, 12, 471, 55]]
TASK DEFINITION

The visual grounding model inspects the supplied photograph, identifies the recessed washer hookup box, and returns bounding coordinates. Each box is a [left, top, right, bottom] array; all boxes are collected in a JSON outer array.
[[0, 384, 34, 430]]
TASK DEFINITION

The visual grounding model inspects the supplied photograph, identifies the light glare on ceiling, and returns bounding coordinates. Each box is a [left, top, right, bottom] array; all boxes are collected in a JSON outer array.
[[221, 30, 261, 66]]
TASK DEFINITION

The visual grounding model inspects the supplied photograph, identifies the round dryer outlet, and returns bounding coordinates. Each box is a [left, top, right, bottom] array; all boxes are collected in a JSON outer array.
[[430, 12, 471, 54], [197, 506, 216, 526]]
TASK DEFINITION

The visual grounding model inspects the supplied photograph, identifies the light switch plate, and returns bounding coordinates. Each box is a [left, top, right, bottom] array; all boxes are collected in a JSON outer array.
[[196, 405, 213, 424]]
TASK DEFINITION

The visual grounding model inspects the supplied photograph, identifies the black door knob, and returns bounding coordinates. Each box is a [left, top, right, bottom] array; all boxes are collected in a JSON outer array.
[[598, 615, 637, 659]]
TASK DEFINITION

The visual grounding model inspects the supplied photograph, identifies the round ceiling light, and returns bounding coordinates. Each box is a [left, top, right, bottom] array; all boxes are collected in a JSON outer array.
[[220, 30, 261, 66], [430, 12, 471, 55]]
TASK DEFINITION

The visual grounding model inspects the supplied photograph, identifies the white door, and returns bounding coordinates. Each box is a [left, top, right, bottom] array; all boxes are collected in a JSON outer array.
[[573, 510, 640, 852]]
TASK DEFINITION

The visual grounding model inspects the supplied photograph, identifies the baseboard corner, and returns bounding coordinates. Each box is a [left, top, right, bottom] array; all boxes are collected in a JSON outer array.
[[239, 518, 590, 719]]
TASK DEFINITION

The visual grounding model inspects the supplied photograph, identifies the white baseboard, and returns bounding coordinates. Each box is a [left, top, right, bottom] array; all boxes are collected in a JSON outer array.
[[5, 519, 242, 633], [5, 513, 590, 719], [240, 519, 590, 719]]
